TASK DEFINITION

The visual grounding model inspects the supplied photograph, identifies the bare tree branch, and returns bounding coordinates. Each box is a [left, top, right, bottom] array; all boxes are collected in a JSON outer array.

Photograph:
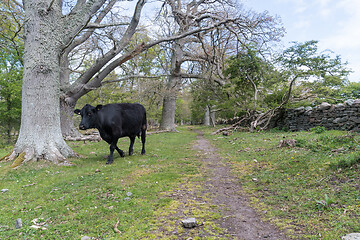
[[102, 74, 169, 84], [9, 0, 23, 8], [63, 0, 108, 48], [85, 22, 130, 29], [72, 0, 146, 88]]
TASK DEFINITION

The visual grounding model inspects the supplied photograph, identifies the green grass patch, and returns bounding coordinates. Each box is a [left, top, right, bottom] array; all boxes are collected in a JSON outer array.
[[1, 126, 360, 239], [204, 127, 360, 239], [0, 127, 217, 239]]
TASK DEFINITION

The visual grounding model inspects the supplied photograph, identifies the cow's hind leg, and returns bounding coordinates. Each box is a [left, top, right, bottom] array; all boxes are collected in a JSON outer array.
[[141, 128, 146, 155], [129, 136, 135, 156]]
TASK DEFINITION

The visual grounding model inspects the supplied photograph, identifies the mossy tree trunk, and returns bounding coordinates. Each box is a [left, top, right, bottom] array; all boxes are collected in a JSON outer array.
[[8, 0, 74, 165], [8, 0, 107, 166]]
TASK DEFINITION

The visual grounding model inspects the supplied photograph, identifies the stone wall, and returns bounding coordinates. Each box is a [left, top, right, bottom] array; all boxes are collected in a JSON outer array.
[[275, 99, 360, 132]]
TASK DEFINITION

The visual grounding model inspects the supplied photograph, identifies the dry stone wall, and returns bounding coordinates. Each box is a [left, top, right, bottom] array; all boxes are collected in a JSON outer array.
[[275, 99, 360, 132]]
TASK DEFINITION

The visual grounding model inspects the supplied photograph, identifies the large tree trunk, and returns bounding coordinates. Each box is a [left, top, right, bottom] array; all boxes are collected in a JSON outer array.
[[160, 91, 178, 131], [59, 53, 82, 138], [60, 98, 82, 138], [159, 39, 183, 131], [210, 109, 216, 127], [204, 105, 210, 126], [8, 0, 75, 167]]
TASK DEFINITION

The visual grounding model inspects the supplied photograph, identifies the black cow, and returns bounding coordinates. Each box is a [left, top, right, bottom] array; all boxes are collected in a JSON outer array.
[[74, 103, 147, 164]]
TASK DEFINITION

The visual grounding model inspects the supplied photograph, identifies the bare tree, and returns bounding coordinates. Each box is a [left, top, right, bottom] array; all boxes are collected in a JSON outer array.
[[155, 0, 283, 130]]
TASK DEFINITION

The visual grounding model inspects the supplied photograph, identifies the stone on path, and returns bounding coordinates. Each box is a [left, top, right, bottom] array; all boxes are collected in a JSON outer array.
[[342, 233, 360, 240], [81, 236, 92, 240], [15, 218, 22, 229], [182, 218, 197, 228]]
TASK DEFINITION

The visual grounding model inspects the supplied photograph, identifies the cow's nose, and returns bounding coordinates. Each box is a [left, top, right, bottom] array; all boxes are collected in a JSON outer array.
[[79, 124, 86, 130]]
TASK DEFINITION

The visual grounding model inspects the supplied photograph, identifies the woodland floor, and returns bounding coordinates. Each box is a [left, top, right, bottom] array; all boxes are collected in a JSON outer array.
[[188, 130, 288, 240]]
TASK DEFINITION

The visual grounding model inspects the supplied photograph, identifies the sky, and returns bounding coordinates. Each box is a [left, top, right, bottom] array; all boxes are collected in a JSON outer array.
[[243, 0, 360, 82]]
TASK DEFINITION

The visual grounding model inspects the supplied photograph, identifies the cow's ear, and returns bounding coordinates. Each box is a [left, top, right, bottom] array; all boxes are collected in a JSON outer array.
[[74, 109, 81, 115], [95, 105, 103, 111]]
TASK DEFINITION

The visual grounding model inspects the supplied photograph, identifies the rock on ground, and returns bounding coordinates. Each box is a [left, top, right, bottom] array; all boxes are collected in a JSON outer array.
[[182, 218, 197, 228], [342, 233, 360, 240]]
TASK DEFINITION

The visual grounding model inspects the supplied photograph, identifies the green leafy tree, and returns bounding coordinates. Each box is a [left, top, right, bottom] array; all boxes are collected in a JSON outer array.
[[339, 82, 360, 100], [224, 48, 281, 112], [276, 40, 351, 105], [250, 40, 351, 130], [0, 0, 23, 143]]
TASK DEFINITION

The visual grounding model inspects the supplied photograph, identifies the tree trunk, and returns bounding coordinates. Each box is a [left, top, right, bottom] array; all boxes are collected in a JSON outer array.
[[210, 108, 216, 127], [159, 39, 183, 131], [59, 50, 81, 138], [159, 92, 178, 131], [204, 105, 210, 126], [60, 98, 82, 138], [8, 0, 75, 166]]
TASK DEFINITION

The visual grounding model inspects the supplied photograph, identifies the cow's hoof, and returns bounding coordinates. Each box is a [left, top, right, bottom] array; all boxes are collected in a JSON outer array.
[[141, 150, 145, 155], [106, 161, 113, 164], [129, 151, 133, 156], [120, 152, 125, 157]]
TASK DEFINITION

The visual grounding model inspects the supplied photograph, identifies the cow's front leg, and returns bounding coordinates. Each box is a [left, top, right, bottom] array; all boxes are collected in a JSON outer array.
[[107, 143, 116, 164], [115, 146, 125, 158], [129, 136, 135, 156]]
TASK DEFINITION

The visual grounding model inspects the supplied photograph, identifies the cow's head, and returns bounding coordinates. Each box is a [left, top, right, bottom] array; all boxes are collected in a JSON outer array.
[[74, 104, 103, 130]]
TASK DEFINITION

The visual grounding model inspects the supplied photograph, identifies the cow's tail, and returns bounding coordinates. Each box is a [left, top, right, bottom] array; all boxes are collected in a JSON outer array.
[[138, 109, 147, 138]]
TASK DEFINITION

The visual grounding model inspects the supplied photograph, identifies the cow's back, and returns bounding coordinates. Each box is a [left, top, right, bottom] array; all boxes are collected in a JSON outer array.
[[98, 103, 146, 138]]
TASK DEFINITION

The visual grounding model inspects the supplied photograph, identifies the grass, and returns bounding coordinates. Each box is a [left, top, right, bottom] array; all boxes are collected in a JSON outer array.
[[0, 126, 360, 239], [0, 127, 229, 239], [204, 127, 360, 239]]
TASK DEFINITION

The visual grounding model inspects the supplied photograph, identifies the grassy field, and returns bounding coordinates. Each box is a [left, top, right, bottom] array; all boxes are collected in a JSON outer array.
[[0, 127, 231, 239], [0, 126, 359, 239]]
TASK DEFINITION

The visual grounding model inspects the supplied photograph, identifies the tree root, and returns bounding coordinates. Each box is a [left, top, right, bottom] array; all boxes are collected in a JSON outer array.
[[0, 152, 12, 162], [10, 152, 26, 168], [6, 147, 75, 168]]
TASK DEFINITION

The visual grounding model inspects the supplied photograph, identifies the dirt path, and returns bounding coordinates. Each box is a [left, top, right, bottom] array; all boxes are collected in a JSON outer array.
[[193, 131, 288, 240]]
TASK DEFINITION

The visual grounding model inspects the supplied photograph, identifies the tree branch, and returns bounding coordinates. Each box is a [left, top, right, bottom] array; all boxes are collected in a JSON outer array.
[[73, 0, 146, 86], [63, 0, 108, 48], [85, 22, 130, 29], [102, 75, 169, 84], [9, 0, 23, 8]]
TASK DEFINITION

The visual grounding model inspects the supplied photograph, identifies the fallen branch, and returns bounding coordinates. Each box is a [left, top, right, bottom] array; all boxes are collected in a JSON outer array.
[[114, 219, 121, 234], [211, 116, 252, 135], [147, 130, 173, 135], [250, 76, 299, 131], [64, 135, 102, 142]]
